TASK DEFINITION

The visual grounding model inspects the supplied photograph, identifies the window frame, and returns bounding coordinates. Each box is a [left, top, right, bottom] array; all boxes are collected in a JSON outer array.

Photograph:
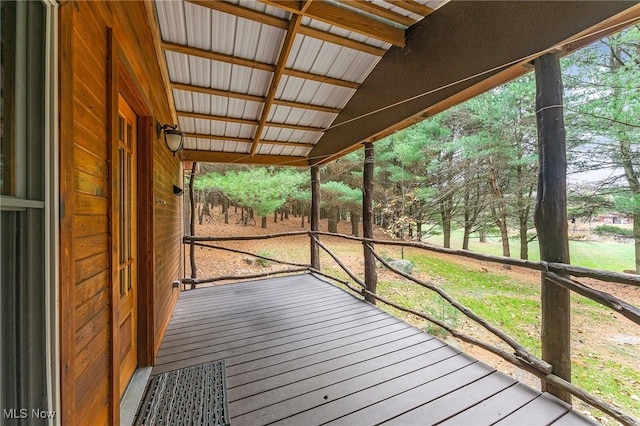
[[0, 0, 59, 423]]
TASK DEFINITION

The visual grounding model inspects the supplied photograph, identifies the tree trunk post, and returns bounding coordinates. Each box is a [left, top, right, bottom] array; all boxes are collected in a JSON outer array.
[[310, 166, 321, 270], [189, 162, 198, 289], [534, 52, 571, 403], [350, 211, 359, 237], [363, 143, 378, 304]]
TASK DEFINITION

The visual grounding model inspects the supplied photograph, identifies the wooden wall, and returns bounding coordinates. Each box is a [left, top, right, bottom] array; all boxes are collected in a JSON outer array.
[[58, 1, 181, 423]]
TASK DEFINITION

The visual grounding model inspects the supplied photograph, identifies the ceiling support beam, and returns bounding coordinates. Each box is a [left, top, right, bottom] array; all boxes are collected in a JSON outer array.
[[297, 26, 386, 57], [186, 0, 387, 56], [185, 133, 315, 148], [309, 1, 640, 165], [186, 0, 288, 29], [180, 150, 310, 167], [260, 0, 406, 46], [171, 83, 265, 104], [162, 41, 360, 89], [161, 41, 275, 72], [272, 99, 340, 114], [251, 13, 304, 155], [388, 0, 434, 17], [177, 111, 324, 133], [177, 111, 257, 126], [172, 82, 340, 113], [336, 0, 417, 27], [282, 69, 360, 89]]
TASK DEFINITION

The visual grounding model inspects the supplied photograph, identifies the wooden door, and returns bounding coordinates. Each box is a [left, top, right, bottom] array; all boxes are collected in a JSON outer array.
[[116, 95, 138, 396]]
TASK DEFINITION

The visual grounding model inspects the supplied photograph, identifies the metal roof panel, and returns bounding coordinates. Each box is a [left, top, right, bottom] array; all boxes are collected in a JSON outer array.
[[184, 2, 212, 49], [165, 51, 191, 84], [155, 0, 187, 44], [209, 10, 236, 55]]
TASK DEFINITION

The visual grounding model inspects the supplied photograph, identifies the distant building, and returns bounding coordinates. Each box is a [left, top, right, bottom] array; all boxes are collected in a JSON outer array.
[[597, 213, 634, 225]]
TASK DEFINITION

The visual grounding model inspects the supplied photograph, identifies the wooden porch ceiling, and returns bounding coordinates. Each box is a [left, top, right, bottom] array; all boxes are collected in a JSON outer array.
[[150, 1, 640, 167]]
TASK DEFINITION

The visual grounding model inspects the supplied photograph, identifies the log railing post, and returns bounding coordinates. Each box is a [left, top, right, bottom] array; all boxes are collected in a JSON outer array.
[[363, 143, 378, 304], [188, 162, 198, 289], [310, 165, 321, 270], [534, 52, 571, 403]]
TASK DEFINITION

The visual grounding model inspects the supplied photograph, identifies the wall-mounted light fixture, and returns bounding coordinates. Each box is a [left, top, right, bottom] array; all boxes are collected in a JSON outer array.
[[173, 185, 184, 196], [157, 122, 184, 156]]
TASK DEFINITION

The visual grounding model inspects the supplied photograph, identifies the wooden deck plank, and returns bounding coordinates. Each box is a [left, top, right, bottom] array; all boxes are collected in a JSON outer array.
[[168, 283, 338, 321], [152, 274, 597, 425], [552, 411, 599, 425], [372, 372, 516, 425], [166, 286, 347, 326], [227, 329, 425, 388], [272, 359, 492, 426], [155, 310, 391, 365], [169, 278, 343, 311], [152, 315, 403, 375], [230, 349, 468, 425], [494, 393, 571, 425], [438, 382, 541, 425], [225, 321, 412, 372], [160, 300, 373, 350], [229, 337, 444, 401]]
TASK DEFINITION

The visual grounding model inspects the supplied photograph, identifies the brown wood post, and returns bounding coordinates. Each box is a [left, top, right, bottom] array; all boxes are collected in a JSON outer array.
[[310, 166, 321, 270], [363, 143, 378, 304], [534, 52, 571, 403], [189, 162, 198, 289]]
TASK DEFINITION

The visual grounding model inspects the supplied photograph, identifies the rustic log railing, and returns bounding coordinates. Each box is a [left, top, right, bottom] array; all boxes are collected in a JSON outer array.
[[182, 231, 640, 426]]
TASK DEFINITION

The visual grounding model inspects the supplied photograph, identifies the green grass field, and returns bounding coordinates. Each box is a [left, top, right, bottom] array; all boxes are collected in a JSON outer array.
[[420, 229, 636, 272]]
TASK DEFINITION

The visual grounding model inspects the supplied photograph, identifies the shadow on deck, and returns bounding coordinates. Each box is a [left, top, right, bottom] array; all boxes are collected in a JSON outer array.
[[151, 273, 596, 425]]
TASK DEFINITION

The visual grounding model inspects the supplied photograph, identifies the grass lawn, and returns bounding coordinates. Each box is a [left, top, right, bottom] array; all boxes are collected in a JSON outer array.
[[421, 229, 636, 272]]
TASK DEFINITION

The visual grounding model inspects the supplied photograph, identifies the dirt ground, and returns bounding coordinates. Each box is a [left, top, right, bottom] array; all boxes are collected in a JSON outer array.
[[187, 208, 640, 420]]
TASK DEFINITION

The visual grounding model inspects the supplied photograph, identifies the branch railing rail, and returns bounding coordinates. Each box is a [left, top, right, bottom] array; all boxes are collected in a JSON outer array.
[[182, 231, 640, 426]]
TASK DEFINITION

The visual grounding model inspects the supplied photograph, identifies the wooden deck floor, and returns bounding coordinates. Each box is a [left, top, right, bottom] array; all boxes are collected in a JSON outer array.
[[152, 273, 597, 425]]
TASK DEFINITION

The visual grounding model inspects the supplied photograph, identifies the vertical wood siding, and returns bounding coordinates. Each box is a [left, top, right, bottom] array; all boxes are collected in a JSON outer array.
[[58, 1, 181, 423]]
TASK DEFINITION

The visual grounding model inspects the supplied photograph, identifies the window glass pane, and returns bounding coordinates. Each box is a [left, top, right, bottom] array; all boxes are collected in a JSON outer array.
[[0, 0, 48, 415], [1, 1, 17, 195], [119, 147, 126, 263], [1, 1, 45, 200]]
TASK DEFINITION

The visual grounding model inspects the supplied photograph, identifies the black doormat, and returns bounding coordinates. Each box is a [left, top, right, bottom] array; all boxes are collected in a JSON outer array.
[[134, 360, 230, 426]]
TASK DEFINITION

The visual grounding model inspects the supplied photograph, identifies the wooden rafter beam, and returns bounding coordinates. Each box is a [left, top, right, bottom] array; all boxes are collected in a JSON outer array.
[[180, 149, 310, 167], [161, 41, 275, 72], [178, 111, 324, 133], [184, 133, 252, 144], [186, 0, 288, 29], [184, 133, 315, 148], [172, 82, 340, 114], [177, 111, 257, 126], [162, 41, 360, 89], [259, 140, 314, 148], [171, 82, 264, 104], [261, 0, 406, 46], [297, 25, 386, 57], [336, 0, 417, 27], [388, 0, 435, 17], [282, 68, 360, 89], [272, 99, 340, 114], [263, 122, 324, 132], [186, 0, 386, 56], [250, 13, 304, 155]]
